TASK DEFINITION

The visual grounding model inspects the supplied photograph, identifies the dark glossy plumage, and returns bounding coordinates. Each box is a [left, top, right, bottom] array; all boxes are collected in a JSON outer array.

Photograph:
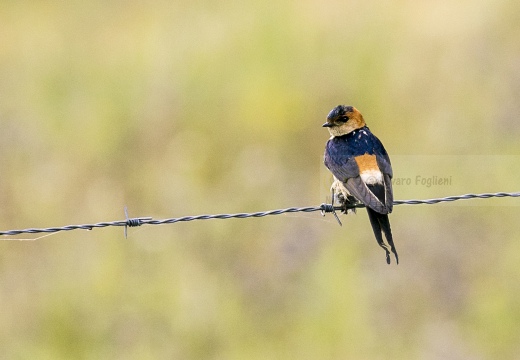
[[327, 105, 354, 120], [324, 125, 398, 264], [324, 126, 393, 212]]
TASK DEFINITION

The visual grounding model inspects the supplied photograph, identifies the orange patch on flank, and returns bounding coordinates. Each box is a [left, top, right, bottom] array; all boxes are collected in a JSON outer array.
[[354, 154, 379, 172]]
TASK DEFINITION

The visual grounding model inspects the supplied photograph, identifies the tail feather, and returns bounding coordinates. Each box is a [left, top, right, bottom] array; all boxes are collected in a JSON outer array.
[[366, 208, 398, 264], [366, 208, 391, 264], [378, 213, 398, 264]]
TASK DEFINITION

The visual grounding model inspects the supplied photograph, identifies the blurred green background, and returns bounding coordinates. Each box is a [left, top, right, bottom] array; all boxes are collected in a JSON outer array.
[[1, 0, 520, 358]]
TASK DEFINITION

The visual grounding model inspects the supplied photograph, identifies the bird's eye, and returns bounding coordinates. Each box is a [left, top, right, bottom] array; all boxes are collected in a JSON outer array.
[[338, 116, 349, 123]]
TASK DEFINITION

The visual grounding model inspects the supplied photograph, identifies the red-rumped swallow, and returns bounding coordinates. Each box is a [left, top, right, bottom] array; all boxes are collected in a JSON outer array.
[[323, 105, 398, 264]]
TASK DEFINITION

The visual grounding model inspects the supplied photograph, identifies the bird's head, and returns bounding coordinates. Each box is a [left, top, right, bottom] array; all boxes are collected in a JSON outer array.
[[322, 105, 366, 137]]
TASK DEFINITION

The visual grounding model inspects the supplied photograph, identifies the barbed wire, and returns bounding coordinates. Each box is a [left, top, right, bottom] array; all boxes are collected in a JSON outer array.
[[0, 191, 519, 238]]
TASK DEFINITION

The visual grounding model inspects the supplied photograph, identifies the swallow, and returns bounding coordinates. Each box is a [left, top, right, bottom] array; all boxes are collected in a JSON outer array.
[[323, 105, 398, 264]]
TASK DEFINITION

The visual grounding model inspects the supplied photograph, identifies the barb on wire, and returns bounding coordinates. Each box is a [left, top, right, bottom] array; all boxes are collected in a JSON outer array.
[[0, 192, 519, 237]]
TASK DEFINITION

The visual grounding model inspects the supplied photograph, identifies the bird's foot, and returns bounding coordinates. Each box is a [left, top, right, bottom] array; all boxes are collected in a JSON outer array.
[[340, 195, 359, 214]]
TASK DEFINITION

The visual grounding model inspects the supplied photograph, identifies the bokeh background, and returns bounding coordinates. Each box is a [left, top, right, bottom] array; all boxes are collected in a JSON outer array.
[[1, 0, 520, 358]]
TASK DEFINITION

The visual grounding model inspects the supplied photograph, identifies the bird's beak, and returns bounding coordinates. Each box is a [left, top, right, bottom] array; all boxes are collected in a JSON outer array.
[[322, 122, 333, 127]]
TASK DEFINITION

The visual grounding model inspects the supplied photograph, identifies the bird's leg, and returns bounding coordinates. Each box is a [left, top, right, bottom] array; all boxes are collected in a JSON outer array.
[[336, 192, 359, 214], [330, 181, 359, 214], [343, 195, 359, 214], [331, 185, 347, 214]]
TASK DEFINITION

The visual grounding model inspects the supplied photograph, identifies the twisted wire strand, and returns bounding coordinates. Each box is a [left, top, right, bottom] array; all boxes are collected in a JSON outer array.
[[1, 191, 519, 237]]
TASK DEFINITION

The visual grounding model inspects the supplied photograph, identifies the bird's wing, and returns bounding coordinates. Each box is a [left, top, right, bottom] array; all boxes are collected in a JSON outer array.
[[325, 154, 393, 214], [374, 152, 394, 213], [383, 173, 393, 213], [374, 141, 393, 213], [324, 137, 394, 213], [345, 177, 390, 214], [376, 152, 393, 178], [324, 155, 361, 180]]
